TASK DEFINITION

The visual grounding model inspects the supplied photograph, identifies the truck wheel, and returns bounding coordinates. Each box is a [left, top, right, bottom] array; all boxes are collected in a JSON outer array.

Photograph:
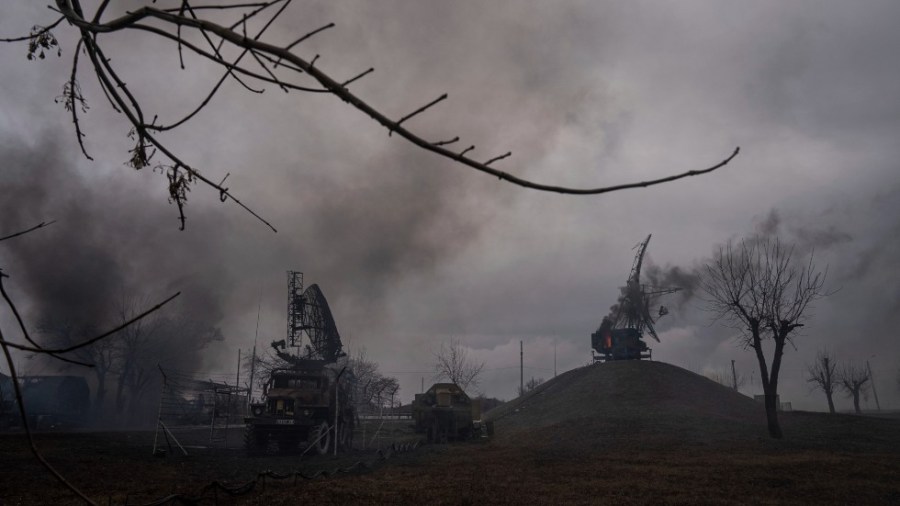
[[310, 421, 331, 455]]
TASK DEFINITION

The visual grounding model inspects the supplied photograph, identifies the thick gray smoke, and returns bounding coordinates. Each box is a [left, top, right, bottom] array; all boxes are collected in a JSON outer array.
[[752, 209, 852, 254], [0, 129, 228, 369], [0, 121, 492, 391], [644, 263, 701, 310], [0, 130, 236, 425]]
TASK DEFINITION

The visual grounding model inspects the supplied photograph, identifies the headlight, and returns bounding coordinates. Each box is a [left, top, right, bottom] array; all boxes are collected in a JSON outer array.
[[252, 406, 264, 417]]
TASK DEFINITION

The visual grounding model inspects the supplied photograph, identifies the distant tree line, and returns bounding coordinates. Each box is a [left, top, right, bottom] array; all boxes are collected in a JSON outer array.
[[37, 294, 222, 425]]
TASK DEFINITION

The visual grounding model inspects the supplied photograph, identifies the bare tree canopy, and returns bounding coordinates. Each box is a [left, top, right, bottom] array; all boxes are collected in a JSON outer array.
[[519, 376, 545, 396], [1, 0, 738, 230], [347, 347, 399, 414], [701, 237, 827, 438], [838, 362, 870, 415], [806, 349, 838, 414], [705, 368, 746, 392], [433, 339, 484, 394]]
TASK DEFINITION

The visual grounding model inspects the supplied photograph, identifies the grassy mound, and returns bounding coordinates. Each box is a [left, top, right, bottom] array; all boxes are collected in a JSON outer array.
[[485, 360, 900, 452]]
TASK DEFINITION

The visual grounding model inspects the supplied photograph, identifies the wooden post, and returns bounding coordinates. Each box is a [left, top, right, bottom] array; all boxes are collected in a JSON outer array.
[[731, 360, 737, 391], [520, 340, 524, 396]]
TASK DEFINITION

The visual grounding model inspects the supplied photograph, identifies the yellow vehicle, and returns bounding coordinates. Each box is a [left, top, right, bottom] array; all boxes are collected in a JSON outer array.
[[412, 383, 481, 443]]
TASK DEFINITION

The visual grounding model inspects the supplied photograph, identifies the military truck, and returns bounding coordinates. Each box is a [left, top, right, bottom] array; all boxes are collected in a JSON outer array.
[[412, 383, 482, 443], [244, 360, 354, 455]]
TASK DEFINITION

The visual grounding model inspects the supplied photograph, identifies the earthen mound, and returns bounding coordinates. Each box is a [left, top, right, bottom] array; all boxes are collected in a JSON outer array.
[[485, 361, 768, 451]]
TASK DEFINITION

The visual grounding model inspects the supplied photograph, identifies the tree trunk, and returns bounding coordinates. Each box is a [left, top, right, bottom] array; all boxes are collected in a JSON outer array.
[[826, 391, 835, 414], [94, 375, 106, 417], [759, 335, 785, 439], [115, 373, 127, 416], [763, 389, 783, 439], [852, 390, 861, 414]]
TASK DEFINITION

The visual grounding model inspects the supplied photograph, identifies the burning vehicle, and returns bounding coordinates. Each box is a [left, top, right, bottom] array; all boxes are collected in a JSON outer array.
[[591, 235, 680, 363]]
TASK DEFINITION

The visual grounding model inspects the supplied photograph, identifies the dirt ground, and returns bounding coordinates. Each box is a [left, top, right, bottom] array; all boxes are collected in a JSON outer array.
[[2, 362, 899, 505], [1, 422, 898, 505]]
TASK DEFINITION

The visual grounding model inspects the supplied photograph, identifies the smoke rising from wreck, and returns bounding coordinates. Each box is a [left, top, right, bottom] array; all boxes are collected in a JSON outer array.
[[0, 127, 492, 394], [0, 130, 229, 382]]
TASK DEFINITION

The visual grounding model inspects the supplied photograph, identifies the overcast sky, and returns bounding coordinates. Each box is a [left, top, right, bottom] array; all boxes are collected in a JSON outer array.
[[1, 1, 898, 411]]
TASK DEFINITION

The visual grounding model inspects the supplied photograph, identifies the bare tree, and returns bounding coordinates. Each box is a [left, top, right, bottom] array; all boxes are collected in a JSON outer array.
[[701, 237, 827, 438], [112, 297, 223, 424], [112, 299, 159, 419], [705, 368, 746, 391], [38, 319, 117, 417], [433, 338, 484, 393], [838, 362, 870, 415], [806, 349, 838, 414], [1, 1, 739, 231], [347, 347, 399, 415], [518, 376, 544, 396]]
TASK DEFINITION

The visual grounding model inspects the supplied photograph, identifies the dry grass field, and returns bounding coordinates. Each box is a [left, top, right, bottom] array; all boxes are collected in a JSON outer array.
[[2, 361, 899, 505]]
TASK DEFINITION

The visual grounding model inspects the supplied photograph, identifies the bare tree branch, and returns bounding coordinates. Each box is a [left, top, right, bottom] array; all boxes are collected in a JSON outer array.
[[0, 275, 91, 367], [433, 338, 484, 393], [0, 221, 56, 243], [6, 1, 739, 231]]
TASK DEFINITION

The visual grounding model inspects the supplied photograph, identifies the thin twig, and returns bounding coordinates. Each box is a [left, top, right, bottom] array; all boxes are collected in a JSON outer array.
[[66, 38, 93, 160], [282, 22, 333, 55], [391, 94, 447, 136], [0, 221, 56, 242], [432, 137, 459, 147], [2, 291, 180, 355], [162, 2, 273, 13], [340, 67, 373, 88], [0, 275, 92, 367], [0, 327, 98, 505], [0, 16, 65, 42], [483, 152, 511, 166]]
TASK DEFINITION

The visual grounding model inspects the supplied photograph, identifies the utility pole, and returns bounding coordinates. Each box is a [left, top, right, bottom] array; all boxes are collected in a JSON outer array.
[[867, 360, 881, 411], [520, 340, 524, 397], [248, 344, 257, 406], [421, 377, 424, 393], [249, 291, 261, 406], [731, 360, 738, 391], [554, 339, 557, 378], [235, 348, 241, 393]]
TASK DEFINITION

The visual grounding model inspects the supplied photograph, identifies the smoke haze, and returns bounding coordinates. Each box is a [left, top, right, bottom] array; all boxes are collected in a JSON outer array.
[[1, 1, 899, 414]]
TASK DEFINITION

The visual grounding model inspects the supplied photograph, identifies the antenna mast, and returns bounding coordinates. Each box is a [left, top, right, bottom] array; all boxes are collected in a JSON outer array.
[[287, 271, 304, 351]]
